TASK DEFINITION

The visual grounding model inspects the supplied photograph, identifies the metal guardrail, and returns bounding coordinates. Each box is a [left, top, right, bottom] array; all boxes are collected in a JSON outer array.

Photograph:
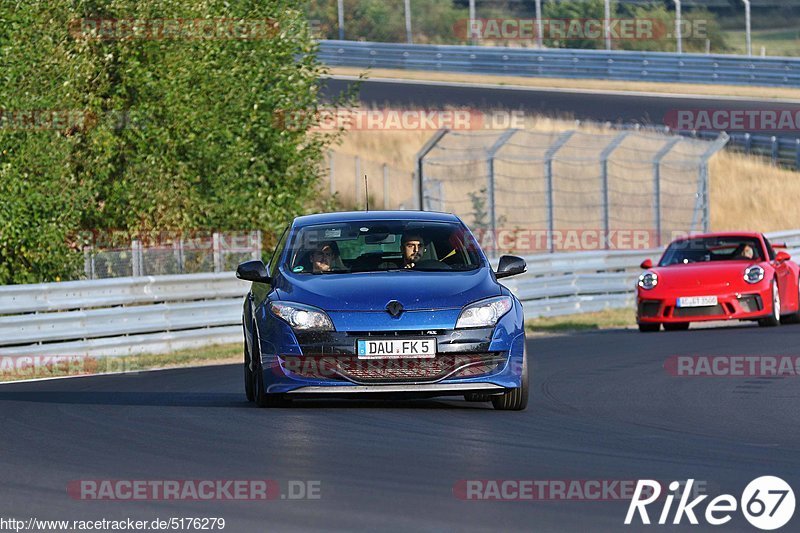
[[318, 40, 800, 88], [0, 273, 249, 357], [2, 230, 799, 357]]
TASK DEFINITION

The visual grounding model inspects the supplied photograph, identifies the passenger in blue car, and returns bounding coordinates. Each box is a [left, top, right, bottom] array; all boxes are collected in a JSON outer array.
[[310, 241, 343, 273]]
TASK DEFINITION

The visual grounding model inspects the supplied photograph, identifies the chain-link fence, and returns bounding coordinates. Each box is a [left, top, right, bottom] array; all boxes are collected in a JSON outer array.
[[82, 231, 262, 279], [419, 127, 729, 256], [324, 151, 416, 210]]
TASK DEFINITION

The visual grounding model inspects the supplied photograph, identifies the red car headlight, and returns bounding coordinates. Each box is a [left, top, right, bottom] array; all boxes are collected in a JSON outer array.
[[638, 271, 658, 290], [743, 265, 765, 284]]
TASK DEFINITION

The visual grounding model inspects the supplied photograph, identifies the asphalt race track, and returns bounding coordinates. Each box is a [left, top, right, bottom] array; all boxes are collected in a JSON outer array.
[[1, 324, 799, 532], [322, 77, 800, 134]]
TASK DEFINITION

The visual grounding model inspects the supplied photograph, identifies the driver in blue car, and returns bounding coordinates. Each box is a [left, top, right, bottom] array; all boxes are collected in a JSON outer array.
[[377, 232, 426, 270], [401, 232, 425, 269]]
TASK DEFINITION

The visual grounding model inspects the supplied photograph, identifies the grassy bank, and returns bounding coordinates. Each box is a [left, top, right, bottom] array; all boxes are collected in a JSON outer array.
[[0, 344, 241, 383], [525, 308, 636, 333]]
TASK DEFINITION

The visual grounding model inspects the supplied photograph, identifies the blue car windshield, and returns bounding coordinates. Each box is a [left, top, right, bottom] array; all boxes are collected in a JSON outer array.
[[659, 237, 763, 266], [285, 220, 484, 274]]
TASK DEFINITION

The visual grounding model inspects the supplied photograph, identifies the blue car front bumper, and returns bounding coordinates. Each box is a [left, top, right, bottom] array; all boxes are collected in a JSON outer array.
[[255, 302, 526, 396]]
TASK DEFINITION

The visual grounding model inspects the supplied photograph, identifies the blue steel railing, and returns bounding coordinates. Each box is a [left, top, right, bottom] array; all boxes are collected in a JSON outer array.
[[318, 40, 800, 88]]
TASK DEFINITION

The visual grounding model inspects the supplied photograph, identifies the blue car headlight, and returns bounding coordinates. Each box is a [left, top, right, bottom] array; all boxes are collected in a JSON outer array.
[[456, 296, 513, 329], [270, 301, 334, 331]]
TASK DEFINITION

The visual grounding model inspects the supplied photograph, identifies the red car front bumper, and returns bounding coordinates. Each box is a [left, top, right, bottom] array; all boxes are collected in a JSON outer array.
[[637, 286, 773, 323]]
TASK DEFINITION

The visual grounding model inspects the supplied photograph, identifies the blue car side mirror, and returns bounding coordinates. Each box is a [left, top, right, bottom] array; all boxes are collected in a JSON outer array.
[[495, 255, 526, 279], [236, 260, 270, 284]]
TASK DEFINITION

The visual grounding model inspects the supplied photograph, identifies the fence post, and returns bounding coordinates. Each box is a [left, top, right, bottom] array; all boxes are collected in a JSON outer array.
[[771, 136, 778, 164], [544, 131, 576, 252], [176, 238, 185, 274], [694, 133, 730, 233], [486, 129, 518, 258], [382, 163, 389, 210], [131, 240, 143, 277], [599, 132, 630, 249], [253, 230, 262, 261], [328, 150, 335, 196], [354, 156, 361, 206], [796, 139, 800, 169], [212, 232, 222, 273], [652, 137, 681, 247], [414, 128, 449, 210], [83, 247, 95, 280], [743, 132, 752, 154]]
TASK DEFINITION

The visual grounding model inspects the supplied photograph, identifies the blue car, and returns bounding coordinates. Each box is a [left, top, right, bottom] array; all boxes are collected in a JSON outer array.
[[237, 211, 529, 410]]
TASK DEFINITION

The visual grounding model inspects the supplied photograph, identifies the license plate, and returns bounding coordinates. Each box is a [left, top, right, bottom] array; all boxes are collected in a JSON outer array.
[[356, 338, 436, 359], [677, 296, 718, 308]]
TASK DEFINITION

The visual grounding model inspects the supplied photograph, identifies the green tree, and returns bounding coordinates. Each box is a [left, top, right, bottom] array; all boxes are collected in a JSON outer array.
[[306, 0, 467, 44], [618, 5, 728, 53], [0, 0, 343, 284], [542, 0, 608, 50]]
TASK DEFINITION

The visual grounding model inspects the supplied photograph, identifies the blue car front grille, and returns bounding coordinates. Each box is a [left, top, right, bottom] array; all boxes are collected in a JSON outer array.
[[279, 353, 505, 383]]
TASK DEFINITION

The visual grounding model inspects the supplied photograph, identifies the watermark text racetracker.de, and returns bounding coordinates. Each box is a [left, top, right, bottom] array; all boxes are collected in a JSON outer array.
[[469, 228, 656, 253], [0, 356, 128, 380], [452, 18, 708, 42], [453, 479, 707, 501], [68, 18, 279, 41], [276, 108, 526, 131], [67, 479, 321, 501], [665, 356, 800, 377], [0, 110, 144, 132], [664, 109, 800, 132]]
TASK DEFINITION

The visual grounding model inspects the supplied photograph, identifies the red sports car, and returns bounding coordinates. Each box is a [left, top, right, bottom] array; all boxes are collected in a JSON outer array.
[[636, 232, 800, 332]]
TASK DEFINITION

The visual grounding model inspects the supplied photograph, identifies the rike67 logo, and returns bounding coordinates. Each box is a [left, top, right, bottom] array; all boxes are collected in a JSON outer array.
[[625, 477, 795, 530]]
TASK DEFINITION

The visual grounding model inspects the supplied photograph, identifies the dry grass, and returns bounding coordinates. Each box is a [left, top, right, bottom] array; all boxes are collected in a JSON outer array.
[[525, 308, 636, 333], [710, 152, 800, 232], [331, 114, 800, 232], [328, 67, 800, 101], [0, 344, 240, 383]]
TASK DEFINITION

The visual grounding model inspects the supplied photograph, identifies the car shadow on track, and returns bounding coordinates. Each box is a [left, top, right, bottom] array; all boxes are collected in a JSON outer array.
[[276, 398, 492, 409], [0, 391, 248, 408], [0, 391, 495, 409]]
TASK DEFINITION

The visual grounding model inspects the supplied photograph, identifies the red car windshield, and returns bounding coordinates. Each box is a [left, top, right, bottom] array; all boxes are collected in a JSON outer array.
[[659, 237, 763, 266]]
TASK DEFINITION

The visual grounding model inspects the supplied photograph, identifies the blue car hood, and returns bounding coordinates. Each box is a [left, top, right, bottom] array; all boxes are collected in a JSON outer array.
[[276, 268, 501, 311]]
